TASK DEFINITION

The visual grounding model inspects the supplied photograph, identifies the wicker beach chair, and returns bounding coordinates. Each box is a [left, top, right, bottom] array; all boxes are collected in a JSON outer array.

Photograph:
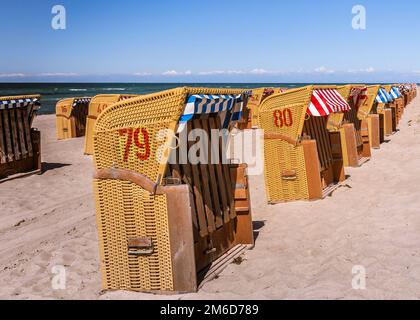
[[372, 86, 395, 139], [403, 84, 416, 105], [56, 97, 91, 140], [381, 85, 399, 133], [0, 95, 41, 181], [92, 87, 254, 293], [84, 94, 139, 155], [399, 84, 409, 109], [257, 85, 350, 203], [409, 83, 417, 102], [356, 85, 385, 149], [326, 85, 371, 167], [389, 85, 404, 126]]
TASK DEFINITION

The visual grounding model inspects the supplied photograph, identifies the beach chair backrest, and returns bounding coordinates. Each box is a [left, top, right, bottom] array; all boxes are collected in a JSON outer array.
[[84, 94, 139, 155], [358, 85, 380, 119], [0, 95, 40, 165], [248, 87, 285, 128]]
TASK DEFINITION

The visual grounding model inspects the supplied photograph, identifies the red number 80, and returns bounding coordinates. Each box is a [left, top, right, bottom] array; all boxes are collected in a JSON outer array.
[[273, 108, 293, 128]]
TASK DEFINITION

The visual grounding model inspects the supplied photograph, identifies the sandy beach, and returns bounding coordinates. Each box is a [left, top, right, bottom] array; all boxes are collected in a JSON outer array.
[[0, 88, 420, 300]]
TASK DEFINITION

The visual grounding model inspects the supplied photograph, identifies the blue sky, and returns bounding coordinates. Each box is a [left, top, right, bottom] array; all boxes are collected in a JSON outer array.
[[0, 0, 419, 82]]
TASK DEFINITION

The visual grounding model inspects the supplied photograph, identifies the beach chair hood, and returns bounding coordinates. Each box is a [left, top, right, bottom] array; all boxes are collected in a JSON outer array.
[[390, 86, 402, 100], [349, 87, 368, 110], [0, 95, 41, 125], [307, 88, 351, 116], [375, 88, 392, 103], [177, 93, 246, 133]]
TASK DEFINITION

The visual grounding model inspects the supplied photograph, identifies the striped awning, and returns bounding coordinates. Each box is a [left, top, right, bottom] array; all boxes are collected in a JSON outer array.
[[177, 94, 245, 133], [390, 87, 401, 100], [375, 88, 392, 103], [0, 97, 40, 110], [307, 89, 351, 116], [349, 87, 368, 110], [72, 97, 91, 107]]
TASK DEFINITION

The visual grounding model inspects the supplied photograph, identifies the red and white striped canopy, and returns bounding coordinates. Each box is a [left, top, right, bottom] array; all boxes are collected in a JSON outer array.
[[349, 87, 368, 110], [307, 89, 351, 116]]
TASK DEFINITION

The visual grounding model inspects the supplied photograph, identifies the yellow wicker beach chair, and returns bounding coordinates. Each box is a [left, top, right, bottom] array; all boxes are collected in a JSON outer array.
[[382, 84, 398, 133], [410, 83, 417, 102], [392, 84, 404, 124], [84, 94, 139, 155], [404, 83, 416, 104], [56, 97, 91, 140], [326, 85, 371, 167], [357, 85, 385, 149], [93, 87, 254, 293], [257, 85, 350, 203], [0, 95, 41, 181]]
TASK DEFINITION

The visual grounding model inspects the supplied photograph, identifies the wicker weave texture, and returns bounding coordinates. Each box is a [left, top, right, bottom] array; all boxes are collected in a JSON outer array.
[[94, 179, 173, 291]]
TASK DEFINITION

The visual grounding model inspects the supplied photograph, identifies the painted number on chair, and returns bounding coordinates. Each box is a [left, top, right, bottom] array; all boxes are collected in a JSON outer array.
[[97, 104, 109, 114], [119, 128, 151, 162], [273, 108, 293, 128]]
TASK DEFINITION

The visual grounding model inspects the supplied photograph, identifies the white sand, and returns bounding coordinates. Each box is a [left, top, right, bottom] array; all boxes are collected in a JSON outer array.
[[1, 89, 420, 300]]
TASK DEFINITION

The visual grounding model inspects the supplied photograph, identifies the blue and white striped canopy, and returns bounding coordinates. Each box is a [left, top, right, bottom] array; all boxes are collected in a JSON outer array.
[[0, 97, 40, 110], [72, 97, 91, 107], [177, 94, 245, 132], [390, 87, 401, 100], [375, 88, 392, 103]]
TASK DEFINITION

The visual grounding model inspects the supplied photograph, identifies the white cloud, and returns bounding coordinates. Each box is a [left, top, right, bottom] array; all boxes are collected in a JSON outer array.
[[198, 69, 271, 76], [347, 67, 375, 73], [162, 70, 179, 76], [250, 68, 269, 75], [198, 70, 226, 75], [38, 72, 78, 77], [133, 72, 152, 76], [0, 73, 26, 78], [162, 70, 192, 76], [314, 66, 335, 74]]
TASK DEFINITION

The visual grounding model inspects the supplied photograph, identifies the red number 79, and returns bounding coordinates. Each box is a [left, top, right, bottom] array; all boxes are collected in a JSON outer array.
[[119, 128, 151, 162]]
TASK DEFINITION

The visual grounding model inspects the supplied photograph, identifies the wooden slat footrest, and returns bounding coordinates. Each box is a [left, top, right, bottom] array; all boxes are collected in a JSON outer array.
[[322, 182, 343, 198], [0, 169, 41, 184], [358, 157, 370, 166], [198, 244, 251, 288]]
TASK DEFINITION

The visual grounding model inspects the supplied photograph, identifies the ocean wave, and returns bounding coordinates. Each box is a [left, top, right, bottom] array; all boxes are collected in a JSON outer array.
[[69, 89, 88, 92], [101, 88, 126, 91]]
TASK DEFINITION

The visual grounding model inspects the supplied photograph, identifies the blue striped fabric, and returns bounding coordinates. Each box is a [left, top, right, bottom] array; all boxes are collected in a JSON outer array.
[[177, 94, 245, 132], [375, 88, 392, 103], [390, 87, 401, 100], [0, 97, 40, 110], [72, 97, 91, 107]]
